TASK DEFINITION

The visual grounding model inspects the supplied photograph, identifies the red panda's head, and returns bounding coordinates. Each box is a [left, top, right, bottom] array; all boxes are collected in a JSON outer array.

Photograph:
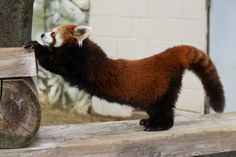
[[40, 24, 92, 47]]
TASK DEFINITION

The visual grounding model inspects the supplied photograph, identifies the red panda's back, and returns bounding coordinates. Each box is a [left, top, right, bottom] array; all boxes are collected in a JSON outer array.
[[95, 51, 182, 108]]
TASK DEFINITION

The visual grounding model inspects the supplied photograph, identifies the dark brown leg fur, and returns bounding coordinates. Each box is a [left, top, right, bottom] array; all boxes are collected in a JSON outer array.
[[141, 100, 175, 131], [140, 71, 183, 131]]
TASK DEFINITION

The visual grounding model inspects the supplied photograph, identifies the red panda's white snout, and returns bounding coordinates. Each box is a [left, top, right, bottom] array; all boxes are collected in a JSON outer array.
[[41, 32, 53, 46], [41, 29, 64, 47]]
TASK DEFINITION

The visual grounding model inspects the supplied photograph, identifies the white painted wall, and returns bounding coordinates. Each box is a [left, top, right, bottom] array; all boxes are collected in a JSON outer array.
[[90, 0, 208, 116]]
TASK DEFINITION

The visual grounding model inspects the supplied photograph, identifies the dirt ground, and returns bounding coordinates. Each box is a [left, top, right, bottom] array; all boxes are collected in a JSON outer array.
[[40, 103, 147, 126]]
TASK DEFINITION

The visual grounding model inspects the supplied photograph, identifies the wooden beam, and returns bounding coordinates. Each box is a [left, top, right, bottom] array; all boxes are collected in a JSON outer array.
[[1, 113, 236, 156], [0, 47, 37, 78]]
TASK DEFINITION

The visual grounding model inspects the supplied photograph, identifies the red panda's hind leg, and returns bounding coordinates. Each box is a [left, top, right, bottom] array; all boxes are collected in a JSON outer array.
[[141, 102, 175, 131], [140, 71, 183, 131]]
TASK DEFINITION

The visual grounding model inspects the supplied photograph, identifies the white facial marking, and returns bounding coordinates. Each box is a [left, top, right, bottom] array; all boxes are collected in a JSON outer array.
[[41, 32, 53, 46], [78, 40, 83, 47], [54, 33, 64, 47]]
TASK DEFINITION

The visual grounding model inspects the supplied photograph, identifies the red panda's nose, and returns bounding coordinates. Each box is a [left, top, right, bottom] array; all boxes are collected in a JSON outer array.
[[41, 33, 45, 38]]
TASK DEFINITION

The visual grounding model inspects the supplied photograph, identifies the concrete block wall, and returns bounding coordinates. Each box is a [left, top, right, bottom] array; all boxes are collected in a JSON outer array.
[[90, 0, 208, 115]]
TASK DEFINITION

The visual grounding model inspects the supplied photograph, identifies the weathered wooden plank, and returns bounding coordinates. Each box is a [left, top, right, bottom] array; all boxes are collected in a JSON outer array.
[[0, 47, 36, 78], [1, 113, 236, 157]]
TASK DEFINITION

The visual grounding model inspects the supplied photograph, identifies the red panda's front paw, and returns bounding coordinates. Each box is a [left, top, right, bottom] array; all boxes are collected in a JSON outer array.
[[24, 41, 40, 50]]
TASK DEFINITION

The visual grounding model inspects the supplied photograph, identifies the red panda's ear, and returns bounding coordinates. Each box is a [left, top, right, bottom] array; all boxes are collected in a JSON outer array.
[[74, 26, 92, 42]]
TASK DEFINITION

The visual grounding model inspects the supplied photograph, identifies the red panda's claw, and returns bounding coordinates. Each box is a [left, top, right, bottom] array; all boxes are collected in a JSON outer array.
[[24, 41, 39, 50]]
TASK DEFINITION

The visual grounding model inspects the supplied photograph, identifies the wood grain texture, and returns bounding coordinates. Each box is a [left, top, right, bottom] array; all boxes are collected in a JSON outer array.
[[1, 113, 236, 157], [0, 78, 41, 149], [0, 47, 37, 78]]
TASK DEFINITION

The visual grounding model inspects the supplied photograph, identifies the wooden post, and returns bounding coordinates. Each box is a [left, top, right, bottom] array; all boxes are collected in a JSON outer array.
[[0, 48, 40, 149]]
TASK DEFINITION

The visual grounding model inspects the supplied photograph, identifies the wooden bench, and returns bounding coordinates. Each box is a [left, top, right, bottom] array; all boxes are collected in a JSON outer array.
[[0, 47, 40, 149], [1, 112, 236, 157]]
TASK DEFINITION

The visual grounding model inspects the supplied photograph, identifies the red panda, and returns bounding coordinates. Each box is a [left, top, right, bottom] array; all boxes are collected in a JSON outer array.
[[25, 24, 225, 131]]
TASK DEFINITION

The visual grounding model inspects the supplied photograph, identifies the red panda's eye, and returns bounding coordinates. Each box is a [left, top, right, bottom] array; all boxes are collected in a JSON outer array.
[[51, 32, 56, 37]]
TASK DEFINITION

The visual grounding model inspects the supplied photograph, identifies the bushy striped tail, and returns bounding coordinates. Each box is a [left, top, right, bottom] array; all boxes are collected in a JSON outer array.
[[180, 46, 225, 112]]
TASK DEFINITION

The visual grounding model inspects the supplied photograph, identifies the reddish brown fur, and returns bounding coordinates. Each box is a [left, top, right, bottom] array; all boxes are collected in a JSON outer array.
[[96, 49, 179, 109], [25, 25, 225, 131], [54, 25, 78, 46], [94, 45, 224, 110]]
